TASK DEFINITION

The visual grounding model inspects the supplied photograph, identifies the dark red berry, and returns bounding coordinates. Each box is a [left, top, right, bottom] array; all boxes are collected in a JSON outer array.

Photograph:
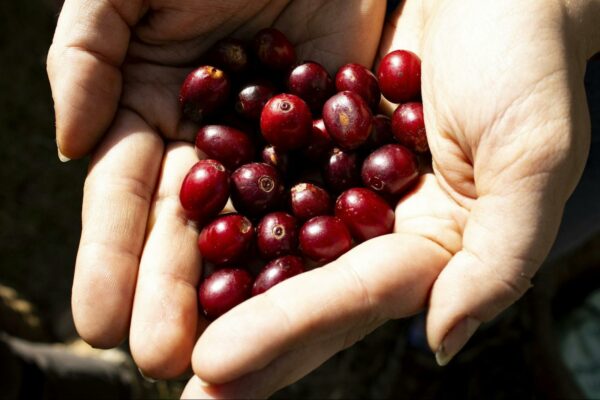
[[235, 81, 277, 121], [361, 144, 419, 198], [335, 63, 381, 111], [290, 182, 331, 221], [199, 268, 253, 320], [299, 216, 352, 263], [303, 119, 333, 162], [261, 145, 290, 176], [260, 94, 312, 150], [322, 147, 360, 193], [253, 28, 296, 71], [257, 212, 298, 260], [322, 91, 372, 150], [179, 160, 229, 223], [205, 38, 250, 74], [252, 256, 305, 296], [377, 50, 421, 103], [179, 66, 230, 123], [287, 62, 334, 112], [231, 163, 285, 216], [335, 188, 395, 242], [365, 114, 394, 150], [198, 214, 254, 265], [195, 125, 255, 170], [392, 102, 428, 153]]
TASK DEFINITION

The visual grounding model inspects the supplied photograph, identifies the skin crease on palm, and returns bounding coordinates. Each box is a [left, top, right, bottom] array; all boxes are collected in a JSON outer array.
[[45, 0, 600, 398]]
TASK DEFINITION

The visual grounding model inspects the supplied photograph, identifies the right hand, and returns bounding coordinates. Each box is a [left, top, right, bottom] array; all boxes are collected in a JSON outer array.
[[46, 0, 386, 378]]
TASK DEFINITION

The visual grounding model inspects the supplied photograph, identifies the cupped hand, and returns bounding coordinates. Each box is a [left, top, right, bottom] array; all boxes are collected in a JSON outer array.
[[181, 0, 596, 397], [47, 0, 386, 379]]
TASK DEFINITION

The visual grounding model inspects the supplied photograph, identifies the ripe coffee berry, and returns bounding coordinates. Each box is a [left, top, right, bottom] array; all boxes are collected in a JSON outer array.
[[322, 91, 372, 150], [377, 50, 421, 103], [195, 125, 255, 170], [361, 144, 419, 198], [322, 147, 360, 193], [290, 182, 331, 221], [335, 188, 395, 242], [205, 38, 250, 74], [299, 216, 353, 263], [257, 212, 298, 260], [179, 160, 229, 223], [199, 268, 253, 320], [335, 63, 381, 111], [260, 94, 312, 150], [198, 214, 254, 265], [235, 81, 277, 121], [304, 119, 333, 162], [252, 256, 305, 296], [179, 65, 230, 123], [231, 163, 285, 216], [253, 28, 296, 71], [287, 62, 334, 112], [392, 102, 428, 153]]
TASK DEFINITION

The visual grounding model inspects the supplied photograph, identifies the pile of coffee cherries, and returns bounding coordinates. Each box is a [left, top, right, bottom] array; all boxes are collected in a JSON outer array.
[[178, 28, 426, 320]]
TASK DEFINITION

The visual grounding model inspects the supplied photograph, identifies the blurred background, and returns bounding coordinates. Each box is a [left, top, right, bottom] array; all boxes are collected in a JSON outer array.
[[1, 0, 599, 399]]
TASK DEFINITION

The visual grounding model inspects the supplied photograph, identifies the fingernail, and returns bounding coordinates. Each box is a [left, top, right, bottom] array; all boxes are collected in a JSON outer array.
[[57, 147, 70, 162], [435, 317, 481, 366], [138, 368, 157, 383]]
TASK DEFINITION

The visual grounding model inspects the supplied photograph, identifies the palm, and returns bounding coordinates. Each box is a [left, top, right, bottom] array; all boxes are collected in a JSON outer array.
[[182, 0, 591, 397], [67, 0, 387, 380]]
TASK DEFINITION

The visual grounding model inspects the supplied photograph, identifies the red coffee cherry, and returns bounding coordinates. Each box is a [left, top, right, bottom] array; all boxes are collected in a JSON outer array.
[[361, 144, 419, 198], [322, 91, 372, 150], [335, 188, 395, 242], [377, 50, 421, 103], [179, 160, 229, 223], [299, 216, 352, 263], [195, 125, 255, 171], [252, 256, 305, 296], [179, 65, 230, 123], [198, 214, 254, 265], [392, 102, 428, 153], [335, 63, 381, 111], [199, 268, 253, 320], [260, 94, 312, 151]]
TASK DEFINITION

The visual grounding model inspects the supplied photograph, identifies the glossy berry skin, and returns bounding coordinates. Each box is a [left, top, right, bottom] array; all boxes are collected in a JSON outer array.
[[231, 163, 285, 216], [198, 214, 254, 265], [253, 28, 296, 71], [335, 63, 381, 111], [361, 144, 419, 198], [195, 125, 255, 170], [252, 256, 305, 296], [365, 115, 394, 150], [205, 38, 250, 74], [299, 216, 353, 263], [199, 268, 253, 320], [304, 119, 333, 162], [287, 62, 334, 112], [377, 50, 421, 103], [179, 160, 229, 223], [322, 91, 372, 150], [260, 94, 312, 150], [257, 212, 298, 260], [322, 147, 360, 193], [261, 145, 290, 176], [335, 188, 395, 242], [235, 81, 277, 121], [392, 102, 428, 153], [290, 182, 332, 221], [179, 66, 230, 123]]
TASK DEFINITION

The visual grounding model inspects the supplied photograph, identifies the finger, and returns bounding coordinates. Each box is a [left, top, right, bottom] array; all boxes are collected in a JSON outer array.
[[426, 189, 571, 366], [129, 142, 206, 379], [73, 110, 163, 348], [184, 329, 374, 399], [193, 232, 450, 385], [47, 0, 146, 159]]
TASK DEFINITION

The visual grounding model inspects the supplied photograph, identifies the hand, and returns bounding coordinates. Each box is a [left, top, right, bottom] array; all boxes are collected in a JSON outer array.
[[47, 0, 386, 380], [181, 0, 599, 397]]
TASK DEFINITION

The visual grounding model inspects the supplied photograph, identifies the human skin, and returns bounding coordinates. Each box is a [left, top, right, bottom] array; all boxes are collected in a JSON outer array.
[[46, 0, 600, 398]]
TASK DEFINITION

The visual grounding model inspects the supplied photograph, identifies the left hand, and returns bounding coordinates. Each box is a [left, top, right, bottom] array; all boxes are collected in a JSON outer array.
[[182, 0, 596, 397]]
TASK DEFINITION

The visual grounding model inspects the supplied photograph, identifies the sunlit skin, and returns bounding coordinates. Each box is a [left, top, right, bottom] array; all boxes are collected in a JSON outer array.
[[46, 0, 599, 398]]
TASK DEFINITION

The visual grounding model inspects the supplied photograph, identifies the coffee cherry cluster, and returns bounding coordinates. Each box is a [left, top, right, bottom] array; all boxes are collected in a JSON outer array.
[[178, 28, 426, 320]]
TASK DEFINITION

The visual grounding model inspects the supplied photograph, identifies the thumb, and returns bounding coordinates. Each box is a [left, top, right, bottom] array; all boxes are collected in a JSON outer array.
[[47, 0, 146, 159], [426, 189, 567, 366]]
